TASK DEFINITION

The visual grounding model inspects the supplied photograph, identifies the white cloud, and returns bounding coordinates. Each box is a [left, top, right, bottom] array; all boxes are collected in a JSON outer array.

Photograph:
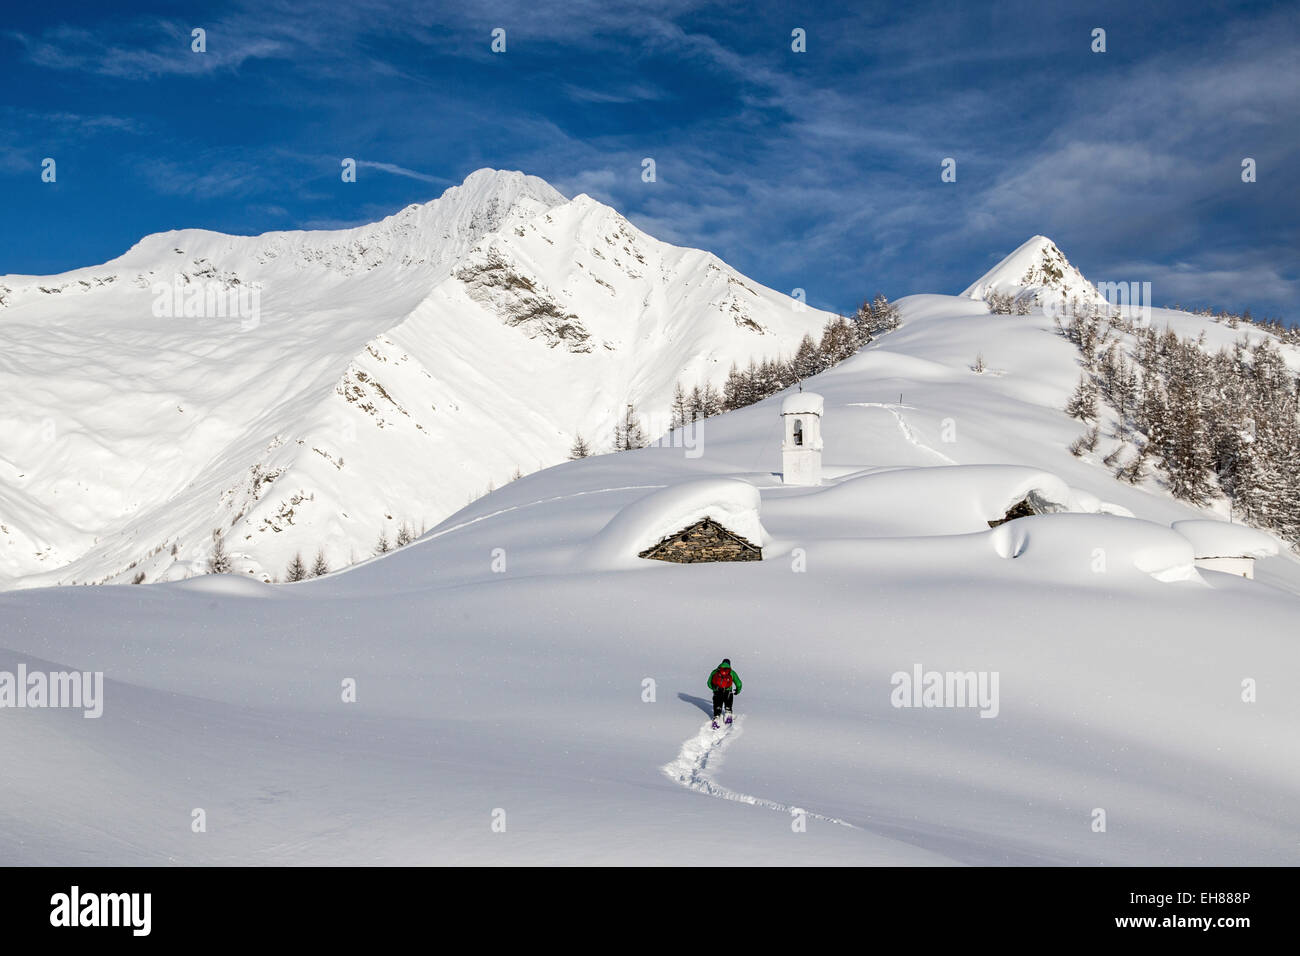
[[10, 23, 286, 79], [355, 161, 449, 185]]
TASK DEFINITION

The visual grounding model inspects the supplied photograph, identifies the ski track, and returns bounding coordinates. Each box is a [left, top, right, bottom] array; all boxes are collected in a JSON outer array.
[[423, 484, 667, 542], [848, 402, 956, 464], [662, 716, 857, 829]]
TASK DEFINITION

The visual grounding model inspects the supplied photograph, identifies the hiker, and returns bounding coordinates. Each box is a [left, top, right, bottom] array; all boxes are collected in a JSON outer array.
[[707, 658, 742, 728]]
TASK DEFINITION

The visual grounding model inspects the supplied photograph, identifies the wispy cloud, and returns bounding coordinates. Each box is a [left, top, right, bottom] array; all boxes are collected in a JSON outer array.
[[0, 145, 27, 175], [561, 82, 669, 104], [10, 22, 285, 79], [0, 107, 145, 179], [355, 161, 449, 185], [1114, 257, 1298, 315], [133, 157, 265, 198], [42, 112, 142, 134]]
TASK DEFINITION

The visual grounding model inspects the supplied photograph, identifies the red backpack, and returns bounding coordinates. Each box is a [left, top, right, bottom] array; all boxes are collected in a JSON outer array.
[[713, 667, 732, 689]]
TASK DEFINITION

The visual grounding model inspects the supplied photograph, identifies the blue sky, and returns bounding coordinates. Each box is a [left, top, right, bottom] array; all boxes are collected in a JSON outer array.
[[3, 0, 1297, 318]]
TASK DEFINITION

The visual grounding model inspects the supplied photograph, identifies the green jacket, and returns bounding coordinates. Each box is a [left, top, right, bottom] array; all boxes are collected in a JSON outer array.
[[707, 664, 742, 694]]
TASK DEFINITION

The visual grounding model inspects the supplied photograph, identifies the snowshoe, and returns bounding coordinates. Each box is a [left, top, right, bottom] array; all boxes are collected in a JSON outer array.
[[725, 714, 733, 725], [711, 719, 720, 730]]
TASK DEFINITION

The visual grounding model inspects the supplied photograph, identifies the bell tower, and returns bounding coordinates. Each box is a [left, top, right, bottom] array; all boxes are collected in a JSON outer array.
[[781, 391, 823, 485]]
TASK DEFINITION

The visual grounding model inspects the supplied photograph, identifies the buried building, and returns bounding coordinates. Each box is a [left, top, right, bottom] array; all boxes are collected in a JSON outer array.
[[986, 491, 1063, 527], [585, 477, 768, 568], [638, 517, 762, 563], [1171, 519, 1279, 580]]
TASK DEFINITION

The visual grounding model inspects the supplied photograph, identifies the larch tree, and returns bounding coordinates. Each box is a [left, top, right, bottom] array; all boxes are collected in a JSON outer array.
[[207, 531, 232, 574], [285, 552, 308, 582], [568, 433, 591, 459]]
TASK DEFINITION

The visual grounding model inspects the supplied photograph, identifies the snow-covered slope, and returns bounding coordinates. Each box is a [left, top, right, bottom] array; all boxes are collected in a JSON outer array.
[[3, 278, 1298, 865], [0, 170, 832, 589]]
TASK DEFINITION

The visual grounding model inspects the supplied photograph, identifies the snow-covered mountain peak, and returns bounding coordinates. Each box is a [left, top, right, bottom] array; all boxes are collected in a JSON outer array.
[[386, 167, 568, 244], [451, 167, 568, 209], [0, 168, 834, 589], [962, 235, 1107, 310]]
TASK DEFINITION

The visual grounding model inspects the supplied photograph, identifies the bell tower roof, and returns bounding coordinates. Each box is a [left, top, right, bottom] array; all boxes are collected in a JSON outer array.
[[780, 391, 824, 416]]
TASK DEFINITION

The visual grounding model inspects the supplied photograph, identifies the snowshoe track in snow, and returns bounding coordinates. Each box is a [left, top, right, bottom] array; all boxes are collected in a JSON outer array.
[[662, 717, 857, 829], [849, 403, 956, 464]]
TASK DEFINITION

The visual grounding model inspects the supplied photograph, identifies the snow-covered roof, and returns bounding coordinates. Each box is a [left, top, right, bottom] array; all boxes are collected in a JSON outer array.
[[586, 478, 766, 568], [781, 391, 824, 416], [790, 464, 1076, 537], [992, 513, 1198, 583], [1171, 520, 1279, 559]]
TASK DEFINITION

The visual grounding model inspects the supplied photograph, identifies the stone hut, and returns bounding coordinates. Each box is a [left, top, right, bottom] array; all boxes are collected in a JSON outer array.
[[585, 476, 767, 569], [986, 490, 1066, 527], [638, 518, 762, 563], [987, 497, 1042, 527]]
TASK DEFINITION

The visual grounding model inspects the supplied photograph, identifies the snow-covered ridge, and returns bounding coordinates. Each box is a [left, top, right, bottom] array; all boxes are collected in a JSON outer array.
[[1, 169, 567, 290]]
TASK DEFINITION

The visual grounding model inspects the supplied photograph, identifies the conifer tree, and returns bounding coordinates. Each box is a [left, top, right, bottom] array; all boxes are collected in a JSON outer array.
[[818, 315, 858, 365], [792, 334, 822, 381], [1161, 372, 1214, 504], [688, 385, 705, 422], [1117, 441, 1150, 484], [568, 433, 591, 459], [699, 381, 723, 418], [207, 531, 232, 574], [722, 362, 757, 411], [614, 403, 647, 451], [285, 552, 307, 582], [670, 382, 690, 429], [1065, 374, 1099, 421]]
